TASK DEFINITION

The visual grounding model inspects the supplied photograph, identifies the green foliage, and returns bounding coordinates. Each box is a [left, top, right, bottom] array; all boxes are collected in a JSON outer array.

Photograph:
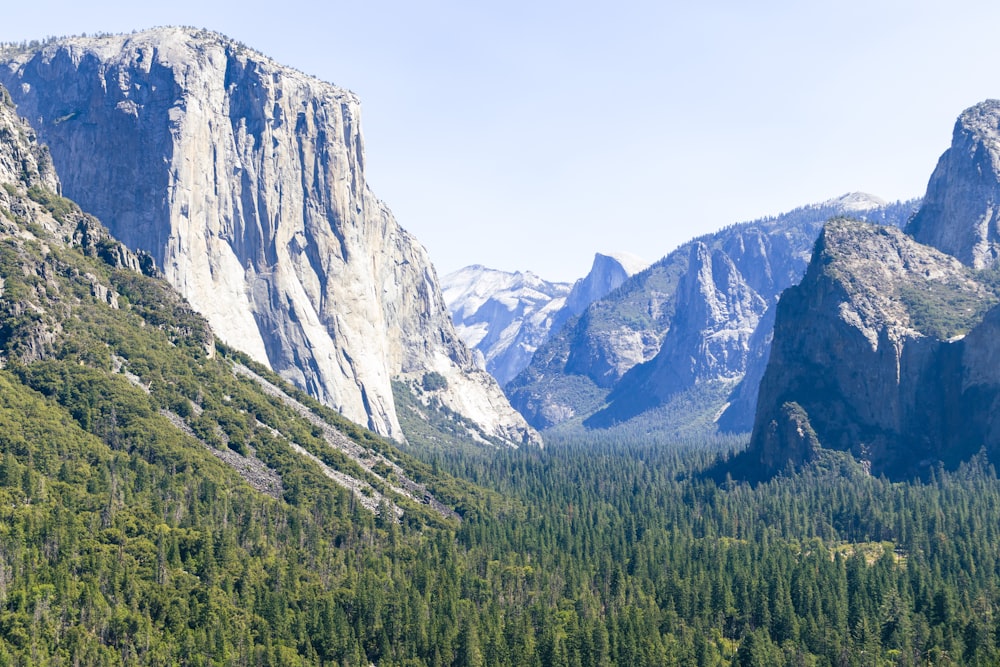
[[4, 216, 1000, 663], [898, 278, 998, 339], [0, 158, 996, 664], [25, 185, 76, 223], [583, 377, 736, 437], [422, 370, 448, 392]]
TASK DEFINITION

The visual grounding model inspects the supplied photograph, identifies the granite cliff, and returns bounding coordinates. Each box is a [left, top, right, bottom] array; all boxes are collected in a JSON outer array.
[[0, 28, 538, 447], [746, 100, 1000, 477], [747, 220, 1000, 477], [586, 242, 767, 428], [907, 100, 1000, 268], [0, 81, 459, 527]]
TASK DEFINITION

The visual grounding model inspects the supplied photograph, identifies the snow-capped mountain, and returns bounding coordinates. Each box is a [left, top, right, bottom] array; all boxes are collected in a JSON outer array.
[[444, 253, 648, 387]]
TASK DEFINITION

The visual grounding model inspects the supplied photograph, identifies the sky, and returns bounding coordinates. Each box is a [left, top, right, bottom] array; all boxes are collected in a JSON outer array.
[[3, 1, 1000, 281]]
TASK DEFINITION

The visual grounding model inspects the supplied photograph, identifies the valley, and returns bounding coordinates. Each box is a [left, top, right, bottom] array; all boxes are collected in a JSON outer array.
[[0, 25, 998, 667]]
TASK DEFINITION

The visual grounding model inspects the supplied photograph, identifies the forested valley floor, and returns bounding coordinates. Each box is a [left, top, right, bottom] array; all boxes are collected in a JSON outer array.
[[6, 386, 1000, 666]]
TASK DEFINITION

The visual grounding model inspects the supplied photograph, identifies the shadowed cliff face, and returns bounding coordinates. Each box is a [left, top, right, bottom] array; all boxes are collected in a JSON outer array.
[[748, 220, 1000, 478], [745, 101, 1000, 478], [0, 28, 539, 446], [586, 242, 767, 428]]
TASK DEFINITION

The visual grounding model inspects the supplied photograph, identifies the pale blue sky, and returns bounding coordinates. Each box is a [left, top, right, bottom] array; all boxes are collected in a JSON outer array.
[[3, 1, 999, 280]]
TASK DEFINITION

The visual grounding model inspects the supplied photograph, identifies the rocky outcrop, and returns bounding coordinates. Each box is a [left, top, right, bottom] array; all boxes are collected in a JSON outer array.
[[507, 194, 918, 433], [906, 100, 1000, 268], [0, 86, 57, 190], [746, 102, 1000, 476], [560, 252, 648, 322], [747, 220, 1000, 477], [756, 402, 822, 472], [0, 28, 538, 446]]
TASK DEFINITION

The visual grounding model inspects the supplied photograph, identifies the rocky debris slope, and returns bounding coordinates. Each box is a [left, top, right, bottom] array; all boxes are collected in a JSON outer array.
[[0, 28, 538, 447], [506, 194, 917, 433], [747, 220, 1000, 478], [160, 408, 285, 500], [235, 363, 459, 520]]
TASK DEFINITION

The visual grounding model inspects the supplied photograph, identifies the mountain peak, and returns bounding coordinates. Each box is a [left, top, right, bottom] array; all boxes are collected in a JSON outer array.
[[746, 218, 1000, 477], [562, 252, 646, 318], [595, 251, 649, 277], [906, 99, 1000, 268], [957, 98, 1000, 140], [820, 192, 888, 212]]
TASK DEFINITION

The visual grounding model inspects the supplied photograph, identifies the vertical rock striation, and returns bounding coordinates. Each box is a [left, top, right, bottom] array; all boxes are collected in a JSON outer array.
[[745, 101, 1000, 477], [507, 194, 917, 433], [907, 100, 1000, 268], [0, 28, 538, 446], [586, 242, 766, 427]]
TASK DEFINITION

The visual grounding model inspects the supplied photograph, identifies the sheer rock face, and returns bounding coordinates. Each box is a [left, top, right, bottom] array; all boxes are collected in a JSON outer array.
[[0, 28, 538, 446], [587, 242, 767, 426], [750, 102, 1000, 476], [561, 252, 648, 321], [907, 100, 1000, 268], [749, 220, 1000, 477]]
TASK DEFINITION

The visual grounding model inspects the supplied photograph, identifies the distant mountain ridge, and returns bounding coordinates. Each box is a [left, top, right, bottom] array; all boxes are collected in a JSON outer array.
[[443, 266, 572, 387], [0, 28, 538, 448], [443, 252, 648, 387], [506, 193, 919, 435]]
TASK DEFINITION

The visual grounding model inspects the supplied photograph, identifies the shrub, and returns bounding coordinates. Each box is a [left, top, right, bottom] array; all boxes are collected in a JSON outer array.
[[422, 371, 448, 392]]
